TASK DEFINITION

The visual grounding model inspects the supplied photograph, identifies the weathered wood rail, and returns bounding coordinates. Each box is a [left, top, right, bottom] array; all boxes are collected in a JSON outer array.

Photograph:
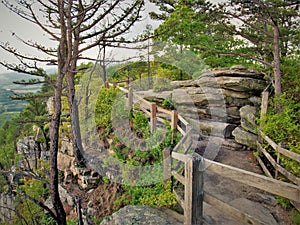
[[105, 81, 190, 136], [164, 149, 300, 225], [256, 130, 300, 185], [256, 90, 300, 186], [105, 83, 300, 225]]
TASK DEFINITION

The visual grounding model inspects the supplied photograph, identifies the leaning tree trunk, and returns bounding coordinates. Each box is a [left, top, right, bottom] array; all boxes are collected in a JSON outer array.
[[64, 5, 86, 167], [273, 23, 282, 96], [66, 70, 86, 167], [49, 68, 67, 225]]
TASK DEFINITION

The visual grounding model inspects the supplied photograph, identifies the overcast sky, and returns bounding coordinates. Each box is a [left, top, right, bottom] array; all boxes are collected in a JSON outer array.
[[0, 1, 222, 74]]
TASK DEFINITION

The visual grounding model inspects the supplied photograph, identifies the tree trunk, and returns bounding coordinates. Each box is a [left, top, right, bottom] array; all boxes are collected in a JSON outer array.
[[49, 69, 67, 225], [65, 3, 86, 167], [66, 71, 86, 167], [273, 23, 282, 96]]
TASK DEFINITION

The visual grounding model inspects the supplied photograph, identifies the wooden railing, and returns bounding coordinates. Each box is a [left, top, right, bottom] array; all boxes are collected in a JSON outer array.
[[256, 90, 300, 185], [163, 150, 300, 225], [105, 82, 191, 136], [256, 130, 300, 185], [105, 83, 300, 225]]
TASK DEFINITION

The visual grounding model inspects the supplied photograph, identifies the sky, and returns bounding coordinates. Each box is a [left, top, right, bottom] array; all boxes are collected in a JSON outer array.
[[0, 0, 222, 74]]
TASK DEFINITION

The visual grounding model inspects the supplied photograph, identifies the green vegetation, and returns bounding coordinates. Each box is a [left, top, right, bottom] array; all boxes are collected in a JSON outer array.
[[260, 57, 300, 178], [93, 86, 181, 210], [291, 210, 300, 225], [0, 73, 43, 126], [95, 87, 123, 136], [261, 95, 300, 177]]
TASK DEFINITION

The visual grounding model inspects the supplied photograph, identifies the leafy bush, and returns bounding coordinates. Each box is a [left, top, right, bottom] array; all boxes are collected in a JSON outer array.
[[162, 94, 175, 110], [131, 111, 150, 138], [291, 210, 300, 225], [281, 57, 300, 99], [125, 181, 177, 208], [260, 93, 300, 177], [153, 77, 174, 92], [95, 87, 122, 136]]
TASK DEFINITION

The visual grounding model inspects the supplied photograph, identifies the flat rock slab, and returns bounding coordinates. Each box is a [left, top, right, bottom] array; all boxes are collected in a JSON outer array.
[[100, 205, 182, 225], [230, 198, 278, 225]]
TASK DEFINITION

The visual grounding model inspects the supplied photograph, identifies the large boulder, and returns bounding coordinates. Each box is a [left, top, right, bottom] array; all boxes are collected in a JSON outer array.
[[240, 105, 258, 134], [16, 136, 41, 169], [232, 126, 257, 149], [100, 205, 182, 225], [136, 65, 267, 139]]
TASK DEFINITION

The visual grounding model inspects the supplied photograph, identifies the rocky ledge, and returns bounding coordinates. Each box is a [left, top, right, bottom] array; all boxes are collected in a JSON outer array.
[[100, 205, 182, 225]]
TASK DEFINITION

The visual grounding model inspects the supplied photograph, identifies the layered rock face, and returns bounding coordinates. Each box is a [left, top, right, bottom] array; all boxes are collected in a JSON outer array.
[[171, 65, 267, 147], [0, 193, 15, 224], [135, 65, 267, 149]]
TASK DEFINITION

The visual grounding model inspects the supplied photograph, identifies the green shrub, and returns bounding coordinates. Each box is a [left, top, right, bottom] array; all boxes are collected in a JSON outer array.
[[260, 93, 300, 176], [276, 196, 291, 209], [131, 111, 150, 138], [153, 77, 174, 92], [125, 181, 177, 208], [95, 87, 122, 136], [291, 210, 300, 225], [162, 94, 175, 110]]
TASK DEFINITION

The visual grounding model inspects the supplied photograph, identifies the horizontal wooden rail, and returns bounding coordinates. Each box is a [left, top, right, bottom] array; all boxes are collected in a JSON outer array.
[[172, 171, 185, 185], [172, 128, 193, 152], [258, 130, 300, 163], [171, 152, 191, 163], [254, 153, 273, 178], [178, 114, 189, 126], [173, 189, 185, 209], [157, 106, 173, 115], [257, 142, 300, 185], [205, 159, 300, 203], [204, 193, 265, 225], [177, 125, 186, 136]]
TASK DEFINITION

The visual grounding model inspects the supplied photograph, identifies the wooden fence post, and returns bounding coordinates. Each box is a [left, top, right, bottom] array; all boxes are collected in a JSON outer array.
[[171, 110, 178, 143], [259, 91, 269, 142], [163, 148, 172, 189], [150, 103, 157, 133], [185, 154, 204, 225], [128, 87, 133, 110]]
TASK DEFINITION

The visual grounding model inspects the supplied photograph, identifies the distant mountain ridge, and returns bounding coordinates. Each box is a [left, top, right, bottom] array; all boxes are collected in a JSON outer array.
[[0, 72, 48, 86], [0, 68, 56, 85], [0, 71, 52, 126]]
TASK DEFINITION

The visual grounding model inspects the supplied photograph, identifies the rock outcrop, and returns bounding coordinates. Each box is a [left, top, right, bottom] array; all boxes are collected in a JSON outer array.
[[136, 65, 268, 149], [171, 65, 267, 127], [0, 193, 15, 224], [16, 136, 42, 169], [100, 205, 182, 225], [232, 105, 259, 148]]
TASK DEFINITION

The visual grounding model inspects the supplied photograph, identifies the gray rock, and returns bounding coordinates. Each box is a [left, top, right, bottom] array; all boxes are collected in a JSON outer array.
[[230, 198, 278, 225], [232, 126, 257, 149], [57, 152, 74, 171], [16, 136, 41, 169], [248, 193, 277, 206], [0, 193, 15, 224], [240, 105, 258, 134], [60, 138, 74, 156], [216, 77, 267, 93], [45, 185, 74, 210], [100, 205, 182, 225]]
